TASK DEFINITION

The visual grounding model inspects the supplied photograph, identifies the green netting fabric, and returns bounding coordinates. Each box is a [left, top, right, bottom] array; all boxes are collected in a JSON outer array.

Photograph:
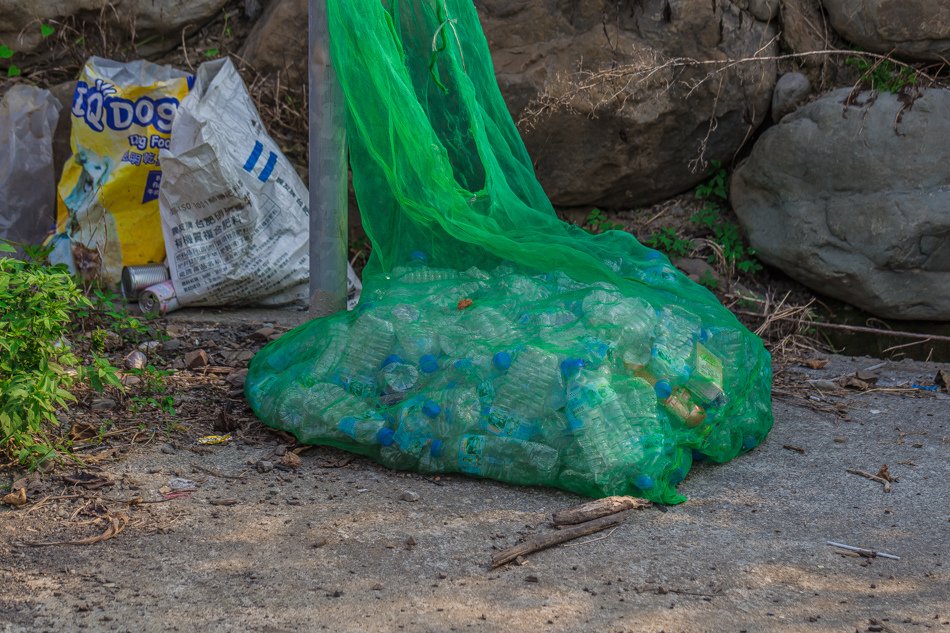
[[244, 0, 773, 504]]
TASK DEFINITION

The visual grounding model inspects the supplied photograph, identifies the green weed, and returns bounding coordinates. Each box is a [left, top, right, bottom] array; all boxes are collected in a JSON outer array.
[[583, 208, 624, 234], [690, 162, 762, 276], [846, 57, 918, 93], [645, 227, 692, 259]]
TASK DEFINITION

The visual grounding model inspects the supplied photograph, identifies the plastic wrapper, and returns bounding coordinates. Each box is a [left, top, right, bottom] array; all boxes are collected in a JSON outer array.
[[52, 57, 192, 286], [0, 85, 61, 252], [159, 58, 359, 308]]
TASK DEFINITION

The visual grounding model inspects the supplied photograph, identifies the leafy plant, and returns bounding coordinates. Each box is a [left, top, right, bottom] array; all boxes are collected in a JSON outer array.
[[583, 208, 624, 234], [0, 243, 130, 467], [690, 163, 762, 276], [40, 23, 55, 38], [0, 244, 90, 465], [694, 160, 727, 201], [846, 57, 918, 93], [645, 226, 692, 258], [128, 366, 176, 418]]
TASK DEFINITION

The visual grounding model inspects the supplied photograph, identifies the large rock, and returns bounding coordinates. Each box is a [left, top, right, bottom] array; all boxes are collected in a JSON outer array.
[[481, 0, 777, 207], [241, 0, 307, 85], [780, 0, 835, 64], [822, 0, 950, 62], [732, 87, 950, 320], [0, 0, 229, 56], [236, 0, 778, 208]]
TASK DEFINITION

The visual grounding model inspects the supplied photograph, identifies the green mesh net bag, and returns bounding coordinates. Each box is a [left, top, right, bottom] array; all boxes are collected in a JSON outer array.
[[244, 0, 773, 504]]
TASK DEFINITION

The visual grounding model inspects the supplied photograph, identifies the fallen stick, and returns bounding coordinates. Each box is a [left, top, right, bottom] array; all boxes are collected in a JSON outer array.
[[491, 510, 633, 568], [734, 312, 950, 343], [826, 541, 900, 560], [552, 496, 650, 526], [846, 468, 892, 493]]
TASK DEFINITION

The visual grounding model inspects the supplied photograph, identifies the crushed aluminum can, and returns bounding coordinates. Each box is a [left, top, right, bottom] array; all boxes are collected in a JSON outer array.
[[139, 280, 180, 316], [121, 264, 170, 300], [196, 434, 232, 445]]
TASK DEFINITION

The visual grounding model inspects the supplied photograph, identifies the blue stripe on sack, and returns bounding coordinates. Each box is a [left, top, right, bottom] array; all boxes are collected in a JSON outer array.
[[243, 141, 264, 172], [258, 151, 277, 182]]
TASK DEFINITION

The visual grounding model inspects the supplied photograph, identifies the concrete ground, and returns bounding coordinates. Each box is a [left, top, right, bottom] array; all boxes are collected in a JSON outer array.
[[1, 309, 947, 633]]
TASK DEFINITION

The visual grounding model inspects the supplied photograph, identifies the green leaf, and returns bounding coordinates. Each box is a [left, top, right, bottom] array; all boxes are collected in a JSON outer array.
[[40, 23, 55, 38], [0, 242, 15, 253], [203, 48, 219, 58], [0, 44, 12, 59], [7, 65, 21, 77]]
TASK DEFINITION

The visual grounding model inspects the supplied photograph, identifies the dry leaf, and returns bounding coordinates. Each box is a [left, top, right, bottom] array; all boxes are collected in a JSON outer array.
[[280, 452, 302, 469], [1, 488, 27, 507], [839, 376, 870, 391], [876, 464, 897, 483], [802, 358, 829, 369]]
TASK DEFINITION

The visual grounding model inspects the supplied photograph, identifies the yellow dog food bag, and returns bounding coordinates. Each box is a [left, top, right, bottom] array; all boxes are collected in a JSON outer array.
[[53, 57, 192, 287]]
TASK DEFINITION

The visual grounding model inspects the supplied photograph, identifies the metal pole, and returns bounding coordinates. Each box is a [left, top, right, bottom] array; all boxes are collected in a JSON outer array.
[[308, 0, 348, 315]]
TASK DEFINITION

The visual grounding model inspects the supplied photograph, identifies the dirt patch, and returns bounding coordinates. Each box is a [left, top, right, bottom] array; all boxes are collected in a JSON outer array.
[[1, 312, 947, 633]]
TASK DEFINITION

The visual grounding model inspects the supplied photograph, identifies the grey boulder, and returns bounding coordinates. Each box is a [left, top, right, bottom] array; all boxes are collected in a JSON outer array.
[[771, 72, 812, 122], [481, 0, 777, 207], [822, 0, 950, 61], [732, 87, 950, 320], [0, 0, 229, 56]]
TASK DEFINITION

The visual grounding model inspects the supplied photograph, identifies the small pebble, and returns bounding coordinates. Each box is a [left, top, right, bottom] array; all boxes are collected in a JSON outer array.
[[124, 350, 147, 370], [162, 338, 184, 352], [256, 460, 274, 474], [160, 444, 176, 455], [90, 398, 117, 411], [400, 490, 420, 502], [137, 341, 161, 353]]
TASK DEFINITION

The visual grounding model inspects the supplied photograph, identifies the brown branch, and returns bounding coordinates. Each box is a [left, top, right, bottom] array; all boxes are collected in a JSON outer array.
[[491, 510, 634, 568], [552, 496, 650, 526], [734, 311, 950, 343]]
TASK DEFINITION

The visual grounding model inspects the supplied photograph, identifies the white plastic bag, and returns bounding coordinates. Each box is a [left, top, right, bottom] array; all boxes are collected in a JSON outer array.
[[160, 58, 354, 307], [0, 85, 61, 251]]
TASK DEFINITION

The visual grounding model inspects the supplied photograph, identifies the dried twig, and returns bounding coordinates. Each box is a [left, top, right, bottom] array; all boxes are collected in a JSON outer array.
[[826, 541, 900, 560], [846, 468, 894, 493], [552, 496, 650, 526], [25, 513, 128, 547], [491, 510, 633, 568]]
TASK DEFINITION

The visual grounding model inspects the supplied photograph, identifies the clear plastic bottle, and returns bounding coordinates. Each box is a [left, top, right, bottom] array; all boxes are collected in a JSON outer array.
[[648, 305, 700, 383], [337, 414, 391, 445], [565, 367, 641, 481], [379, 355, 420, 394], [493, 346, 563, 419], [462, 306, 519, 343], [443, 433, 559, 483], [338, 313, 395, 395]]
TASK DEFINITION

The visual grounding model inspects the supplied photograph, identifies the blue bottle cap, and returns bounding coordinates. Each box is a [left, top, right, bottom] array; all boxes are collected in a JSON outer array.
[[422, 400, 441, 418], [493, 351, 512, 371], [410, 250, 427, 262], [381, 354, 402, 368], [560, 358, 584, 378], [453, 358, 473, 369], [377, 428, 395, 446], [634, 474, 654, 490], [645, 250, 662, 261], [430, 439, 444, 458], [338, 416, 358, 436], [654, 380, 673, 400], [419, 354, 439, 373], [742, 436, 759, 451]]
